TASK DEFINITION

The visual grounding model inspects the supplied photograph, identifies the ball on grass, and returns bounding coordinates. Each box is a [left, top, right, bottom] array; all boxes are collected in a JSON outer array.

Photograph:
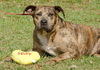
[[11, 50, 40, 65]]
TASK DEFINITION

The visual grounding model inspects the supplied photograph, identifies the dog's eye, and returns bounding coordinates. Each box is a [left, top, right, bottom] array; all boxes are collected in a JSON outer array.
[[48, 13, 54, 17], [36, 13, 42, 16]]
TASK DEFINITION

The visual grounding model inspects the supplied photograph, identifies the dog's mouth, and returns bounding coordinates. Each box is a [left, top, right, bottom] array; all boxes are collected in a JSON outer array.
[[41, 25, 47, 29], [41, 27, 51, 32], [39, 26, 52, 32]]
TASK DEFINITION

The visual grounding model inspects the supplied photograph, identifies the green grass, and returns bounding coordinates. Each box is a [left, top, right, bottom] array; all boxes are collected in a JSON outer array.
[[0, 0, 100, 70]]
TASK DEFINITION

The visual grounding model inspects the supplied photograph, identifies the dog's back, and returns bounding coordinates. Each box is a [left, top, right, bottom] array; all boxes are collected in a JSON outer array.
[[61, 22, 99, 55]]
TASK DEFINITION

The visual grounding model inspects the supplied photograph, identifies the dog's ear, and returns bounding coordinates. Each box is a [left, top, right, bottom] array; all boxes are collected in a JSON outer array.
[[23, 5, 36, 15], [54, 6, 65, 18]]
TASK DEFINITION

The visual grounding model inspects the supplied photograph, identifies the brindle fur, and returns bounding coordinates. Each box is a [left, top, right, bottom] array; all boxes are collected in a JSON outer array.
[[23, 5, 100, 62]]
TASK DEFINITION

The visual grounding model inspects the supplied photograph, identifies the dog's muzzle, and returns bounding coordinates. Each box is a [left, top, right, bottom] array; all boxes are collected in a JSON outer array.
[[39, 19, 51, 32], [40, 19, 48, 28]]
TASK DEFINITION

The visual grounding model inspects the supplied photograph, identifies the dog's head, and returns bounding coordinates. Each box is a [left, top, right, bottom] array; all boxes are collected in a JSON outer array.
[[23, 5, 65, 32]]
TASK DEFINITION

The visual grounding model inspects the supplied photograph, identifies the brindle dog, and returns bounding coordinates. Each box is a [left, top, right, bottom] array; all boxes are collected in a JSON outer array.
[[23, 5, 100, 62]]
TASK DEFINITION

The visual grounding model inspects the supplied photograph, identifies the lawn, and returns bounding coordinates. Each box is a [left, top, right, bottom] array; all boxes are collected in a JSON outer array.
[[0, 0, 100, 70]]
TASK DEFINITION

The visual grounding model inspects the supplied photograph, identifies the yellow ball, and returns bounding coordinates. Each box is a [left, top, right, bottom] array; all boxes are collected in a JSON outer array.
[[11, 50, 40, 65]]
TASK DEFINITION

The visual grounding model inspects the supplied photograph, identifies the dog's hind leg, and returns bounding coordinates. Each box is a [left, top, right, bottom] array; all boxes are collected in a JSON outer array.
[[90, 39, 100, 57]]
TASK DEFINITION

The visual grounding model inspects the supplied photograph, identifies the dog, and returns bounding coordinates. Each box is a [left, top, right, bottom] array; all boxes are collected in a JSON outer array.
[[23, 5, 100, 62]]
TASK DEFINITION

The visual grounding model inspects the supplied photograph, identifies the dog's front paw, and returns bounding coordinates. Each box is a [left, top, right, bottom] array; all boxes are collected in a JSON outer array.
[[46, 57, 60, 64]]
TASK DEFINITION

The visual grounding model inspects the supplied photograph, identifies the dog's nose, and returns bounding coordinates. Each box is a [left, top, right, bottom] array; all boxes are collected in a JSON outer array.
[[41, 19, 47, 25]]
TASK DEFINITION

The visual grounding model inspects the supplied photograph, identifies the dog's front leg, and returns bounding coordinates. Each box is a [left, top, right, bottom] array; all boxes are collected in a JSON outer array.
[[46, 52, 77, 64]]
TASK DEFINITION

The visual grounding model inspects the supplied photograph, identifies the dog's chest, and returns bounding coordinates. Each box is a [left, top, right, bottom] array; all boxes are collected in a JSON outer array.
[[37, 33, 48, 46], [37, 32, 58, 56]]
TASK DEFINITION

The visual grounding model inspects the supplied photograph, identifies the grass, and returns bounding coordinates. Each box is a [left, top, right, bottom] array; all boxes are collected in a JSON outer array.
[[0, 0, 100, 70]]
